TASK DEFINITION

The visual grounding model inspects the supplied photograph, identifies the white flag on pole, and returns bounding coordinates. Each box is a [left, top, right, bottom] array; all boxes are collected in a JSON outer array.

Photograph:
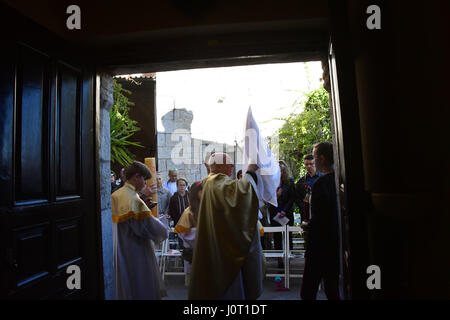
[[242, 107, 280, 208]]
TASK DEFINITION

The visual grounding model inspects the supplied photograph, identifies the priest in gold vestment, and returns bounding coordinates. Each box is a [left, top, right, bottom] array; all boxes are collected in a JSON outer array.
[[112, 161, 169, 299], [188, 153, 263, 300]]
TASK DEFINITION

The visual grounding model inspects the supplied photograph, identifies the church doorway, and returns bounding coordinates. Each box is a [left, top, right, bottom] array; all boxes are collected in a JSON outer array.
[[109, 56, 357, 300], [1, 1, 370, 300]]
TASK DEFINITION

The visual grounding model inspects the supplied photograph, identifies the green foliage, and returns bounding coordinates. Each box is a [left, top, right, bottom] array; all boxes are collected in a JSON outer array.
[[110, 80, 143, 166], [277, 85, 332, 180]]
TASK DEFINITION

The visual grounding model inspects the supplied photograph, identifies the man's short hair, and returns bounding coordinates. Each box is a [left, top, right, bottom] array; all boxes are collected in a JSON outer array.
[[313, 142, 334, 165], [125, 161, 152, 180], [304, 154, 314, 161]]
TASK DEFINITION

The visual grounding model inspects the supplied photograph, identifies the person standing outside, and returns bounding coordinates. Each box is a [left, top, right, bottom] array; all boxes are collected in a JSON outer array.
[[167, 178, 190, 227], [300, 142, 340, 300], [164, 169, 178, 196], [168, 177, 190, 249], [174, 181, 203, 287], [115, 167, 126, 189], [156, 173, 171, 225], [295, 154, 322, 223], [268, 160, 296, 268], [188, 152, 263, 300], [111, 171, 118, 194], [111, 161, 169, 299]]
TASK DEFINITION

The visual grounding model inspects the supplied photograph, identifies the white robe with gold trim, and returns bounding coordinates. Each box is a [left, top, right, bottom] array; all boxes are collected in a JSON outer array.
[[112, 183, 169, 300]]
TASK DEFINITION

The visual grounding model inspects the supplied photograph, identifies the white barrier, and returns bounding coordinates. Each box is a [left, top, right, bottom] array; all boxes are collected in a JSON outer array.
[[156, 228, 185, 280], [263, 225, 305, 289], [157, 225, 306, 288]]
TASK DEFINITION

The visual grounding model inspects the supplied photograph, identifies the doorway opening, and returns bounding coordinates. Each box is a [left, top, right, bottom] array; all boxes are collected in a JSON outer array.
[[110, 60, 346, 300]]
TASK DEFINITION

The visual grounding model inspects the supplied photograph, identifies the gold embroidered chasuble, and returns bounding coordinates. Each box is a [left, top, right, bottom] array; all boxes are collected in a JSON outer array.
[[188, 173, 261, 299], [174, 206, 196, 235]]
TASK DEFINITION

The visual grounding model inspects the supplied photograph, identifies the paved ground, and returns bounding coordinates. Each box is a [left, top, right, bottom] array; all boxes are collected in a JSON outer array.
[[161, 255, 327, 300]]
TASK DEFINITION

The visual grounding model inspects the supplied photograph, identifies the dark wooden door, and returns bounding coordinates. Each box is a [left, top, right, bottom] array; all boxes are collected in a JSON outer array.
[[328, 1, 371, 300], [0, 8, 101, 299], [328, 42, 353, 299]]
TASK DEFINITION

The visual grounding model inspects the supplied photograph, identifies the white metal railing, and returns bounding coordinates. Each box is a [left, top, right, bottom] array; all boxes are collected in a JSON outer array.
[[156, 228, 184, 280], [263, 225, 305, 288], [261, 226, 286, 284], [285, 225, 305, 288], [156, 225, 306, 286]]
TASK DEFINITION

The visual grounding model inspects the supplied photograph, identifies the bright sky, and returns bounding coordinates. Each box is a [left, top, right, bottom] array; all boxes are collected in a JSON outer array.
[[156, 61, 323, 145]]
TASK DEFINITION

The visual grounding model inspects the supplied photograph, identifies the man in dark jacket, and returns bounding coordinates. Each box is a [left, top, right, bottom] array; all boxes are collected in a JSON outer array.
[[167, 177, 190, 249], [295, 154, 322, 222], [300, 142, 340, 300], [168, 178, 190, 226]]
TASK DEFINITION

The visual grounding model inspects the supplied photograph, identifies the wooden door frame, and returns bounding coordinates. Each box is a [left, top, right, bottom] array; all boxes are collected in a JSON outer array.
[[327, 1, 371, 299], [2, 1, 370, 300], [98, 28, 368, 301]]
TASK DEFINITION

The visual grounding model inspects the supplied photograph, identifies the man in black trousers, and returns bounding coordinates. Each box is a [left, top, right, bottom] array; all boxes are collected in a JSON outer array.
[[300, 142, 340, 300]]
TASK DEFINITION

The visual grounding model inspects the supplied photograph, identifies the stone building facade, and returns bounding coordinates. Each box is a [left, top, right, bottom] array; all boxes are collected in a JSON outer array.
[[157, 108, 242, 186]]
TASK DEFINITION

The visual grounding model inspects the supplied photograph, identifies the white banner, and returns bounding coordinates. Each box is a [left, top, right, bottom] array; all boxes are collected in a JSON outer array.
[[242, 107, 280, 207]]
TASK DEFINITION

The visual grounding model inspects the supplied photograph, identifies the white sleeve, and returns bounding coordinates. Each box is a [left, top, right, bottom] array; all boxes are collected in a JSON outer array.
[[178, 228, 196, 247], [128, 215, 169, 244]]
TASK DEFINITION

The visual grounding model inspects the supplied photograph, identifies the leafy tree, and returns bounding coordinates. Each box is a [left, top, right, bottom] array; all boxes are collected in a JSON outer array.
[[110, 80, 143, 166], [277, 85, 332, 180]]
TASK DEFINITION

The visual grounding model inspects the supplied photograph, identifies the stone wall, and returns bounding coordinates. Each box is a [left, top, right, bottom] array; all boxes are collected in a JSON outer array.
[[97, 72, 115, 300], [157, 108, 242, 185]]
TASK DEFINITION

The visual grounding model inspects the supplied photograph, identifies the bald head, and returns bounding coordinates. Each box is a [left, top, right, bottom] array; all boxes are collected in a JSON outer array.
[[208, 152, 233, 166], [208, 152, 234, 177]]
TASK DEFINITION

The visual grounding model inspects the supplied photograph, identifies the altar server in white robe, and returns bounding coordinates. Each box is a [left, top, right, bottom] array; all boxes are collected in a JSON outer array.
[[112, 161, 169, 300]]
